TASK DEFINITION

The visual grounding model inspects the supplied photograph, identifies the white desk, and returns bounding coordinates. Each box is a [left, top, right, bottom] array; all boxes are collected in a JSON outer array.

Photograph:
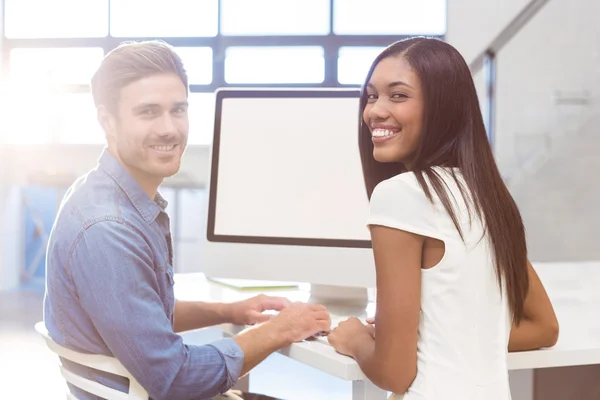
[[175, 261, 600, 400]]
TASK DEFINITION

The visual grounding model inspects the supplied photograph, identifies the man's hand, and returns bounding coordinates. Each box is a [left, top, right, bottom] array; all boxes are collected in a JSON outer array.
[[328, 317, 375, 357], [233, 301, 331, 376], [227, 294, 291, 326], [270, 302, 331, 342]]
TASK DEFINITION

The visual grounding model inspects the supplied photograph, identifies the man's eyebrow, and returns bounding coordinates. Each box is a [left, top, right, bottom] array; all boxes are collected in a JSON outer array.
[[132, 103, 160, 111], [132, 101, 189, 111]]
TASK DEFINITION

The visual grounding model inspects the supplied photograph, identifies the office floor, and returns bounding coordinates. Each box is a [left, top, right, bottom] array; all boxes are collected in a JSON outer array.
[[0, 280, 353, 400]]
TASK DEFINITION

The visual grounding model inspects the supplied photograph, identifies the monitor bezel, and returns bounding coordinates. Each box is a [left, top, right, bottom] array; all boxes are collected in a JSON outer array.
[[206, 87, 371, 249]]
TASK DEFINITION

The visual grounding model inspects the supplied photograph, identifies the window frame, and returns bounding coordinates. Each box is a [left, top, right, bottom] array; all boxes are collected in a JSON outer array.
[[0, 0, 445, 144]]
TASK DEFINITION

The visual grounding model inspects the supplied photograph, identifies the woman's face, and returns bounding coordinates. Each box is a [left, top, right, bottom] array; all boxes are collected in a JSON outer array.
[[363, 56, 424, 168]]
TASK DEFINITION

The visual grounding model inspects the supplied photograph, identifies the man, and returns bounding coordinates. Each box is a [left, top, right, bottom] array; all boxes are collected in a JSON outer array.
[[43, 40, 331, 400]]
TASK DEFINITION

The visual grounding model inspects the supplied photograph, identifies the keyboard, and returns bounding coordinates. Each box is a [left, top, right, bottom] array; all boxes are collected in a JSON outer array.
[[244, 313, 370, 346]]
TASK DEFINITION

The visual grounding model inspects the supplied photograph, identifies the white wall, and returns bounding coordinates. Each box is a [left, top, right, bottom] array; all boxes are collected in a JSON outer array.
[[445, 0, 530, 64], [493, 0, 599, 176], [0, 146, 7, 290], [446, 0, 600, 262], [447, 0, 599, 177], [0, 5, 8, 290], [510, 113, 600, 262]]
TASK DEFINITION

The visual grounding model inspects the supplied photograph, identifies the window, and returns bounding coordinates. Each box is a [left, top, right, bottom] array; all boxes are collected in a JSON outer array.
[[188, 93, 216, 145], [333, 0, 447, 35], [110, 0, 218, 37], [4, 0, 108, 38], [221, 0, 330, 35], [1, 0, 447, 145], [174, 47, 213, 85], [0, 90, 103, 145], [9, 48, 104, 86], [337, 47, 385, 85], [0, 83, 55, 144], [225, 47, 325, 84], [57, 94, 105, 144]]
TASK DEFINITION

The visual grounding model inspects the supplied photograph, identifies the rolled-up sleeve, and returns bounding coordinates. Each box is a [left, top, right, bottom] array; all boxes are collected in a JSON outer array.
[[207, 339, 245, 393], [67, 219, 244, 400]]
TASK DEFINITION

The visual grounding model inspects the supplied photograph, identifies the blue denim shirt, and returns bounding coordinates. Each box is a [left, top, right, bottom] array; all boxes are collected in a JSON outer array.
[[43, 148, 244, 400]]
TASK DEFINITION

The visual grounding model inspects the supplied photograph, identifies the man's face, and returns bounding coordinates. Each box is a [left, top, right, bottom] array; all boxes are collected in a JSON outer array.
[[104, 73, 189, 185]]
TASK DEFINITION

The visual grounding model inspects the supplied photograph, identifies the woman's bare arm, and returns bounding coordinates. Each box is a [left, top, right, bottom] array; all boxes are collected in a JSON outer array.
[[347, 225, 422, 394], [508, 260, 559, 351]]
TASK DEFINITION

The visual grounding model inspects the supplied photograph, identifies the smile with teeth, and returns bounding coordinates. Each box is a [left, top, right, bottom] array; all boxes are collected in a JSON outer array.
[[372, 128, 401, 138], [150, 144, 176, 152]]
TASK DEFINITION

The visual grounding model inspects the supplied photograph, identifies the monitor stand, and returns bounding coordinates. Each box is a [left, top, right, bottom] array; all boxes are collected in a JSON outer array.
[[308, 283, 369, 318]]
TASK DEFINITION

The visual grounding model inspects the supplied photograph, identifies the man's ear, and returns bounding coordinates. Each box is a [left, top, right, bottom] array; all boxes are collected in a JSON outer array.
[[97, 105, 116, 139]]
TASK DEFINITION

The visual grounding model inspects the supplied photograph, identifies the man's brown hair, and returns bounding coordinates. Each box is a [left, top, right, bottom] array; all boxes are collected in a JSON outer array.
[[91, 40, 188, 113]]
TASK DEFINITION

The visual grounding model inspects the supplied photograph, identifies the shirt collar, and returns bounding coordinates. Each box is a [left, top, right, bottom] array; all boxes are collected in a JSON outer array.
[[98, 148, 168, 223]]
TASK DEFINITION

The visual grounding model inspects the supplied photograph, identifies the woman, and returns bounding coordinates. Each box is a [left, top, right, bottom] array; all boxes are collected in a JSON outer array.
[[327, 37, 559, 399]]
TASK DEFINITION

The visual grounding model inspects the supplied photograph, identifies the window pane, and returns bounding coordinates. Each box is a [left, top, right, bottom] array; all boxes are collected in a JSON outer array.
[[110, 0, 218, 37], [0, 92, 105, 145], [333, 0, 446, 35], [221, 0, 330, 35], [9, 48, 104, 86], [225, 47, 324, 84], [58, 94, 105, 144], [0, 84, 53, 144], [188, 93, 216, 145], [174, 47, 213, 85], [338, 47, 385, 85], [4, 0, 108, 38]]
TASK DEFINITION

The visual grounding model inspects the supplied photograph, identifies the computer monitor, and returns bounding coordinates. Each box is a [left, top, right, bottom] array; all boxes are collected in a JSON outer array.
[[201, 88, 376, 314]]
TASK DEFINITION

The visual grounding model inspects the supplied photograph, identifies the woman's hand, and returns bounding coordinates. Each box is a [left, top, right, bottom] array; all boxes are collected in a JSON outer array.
[[328, 317, 375, 357]]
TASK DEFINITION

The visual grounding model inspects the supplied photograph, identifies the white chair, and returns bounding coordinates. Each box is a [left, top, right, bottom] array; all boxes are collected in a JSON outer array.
[[34, 322, 149, 399], [35, 322, 245, 400]]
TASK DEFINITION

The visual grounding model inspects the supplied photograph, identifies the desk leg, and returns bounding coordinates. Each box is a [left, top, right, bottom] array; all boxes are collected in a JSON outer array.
[[352, 380, 387, 400], [509, 369, 533, 400]]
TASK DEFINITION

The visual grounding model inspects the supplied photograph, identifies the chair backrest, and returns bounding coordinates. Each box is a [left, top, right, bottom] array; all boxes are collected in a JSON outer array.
[[34, 322, 149, 400]]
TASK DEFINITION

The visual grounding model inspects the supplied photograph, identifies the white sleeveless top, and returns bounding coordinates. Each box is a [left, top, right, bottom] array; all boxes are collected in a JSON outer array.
[[368, 167, 512, 400]]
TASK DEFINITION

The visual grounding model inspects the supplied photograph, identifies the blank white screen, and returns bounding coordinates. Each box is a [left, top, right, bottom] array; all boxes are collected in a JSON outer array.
[[214, 95, 371, 241]]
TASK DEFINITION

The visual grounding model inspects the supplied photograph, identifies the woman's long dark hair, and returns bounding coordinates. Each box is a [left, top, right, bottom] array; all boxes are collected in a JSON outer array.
[[359, 37, 529, 324]]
